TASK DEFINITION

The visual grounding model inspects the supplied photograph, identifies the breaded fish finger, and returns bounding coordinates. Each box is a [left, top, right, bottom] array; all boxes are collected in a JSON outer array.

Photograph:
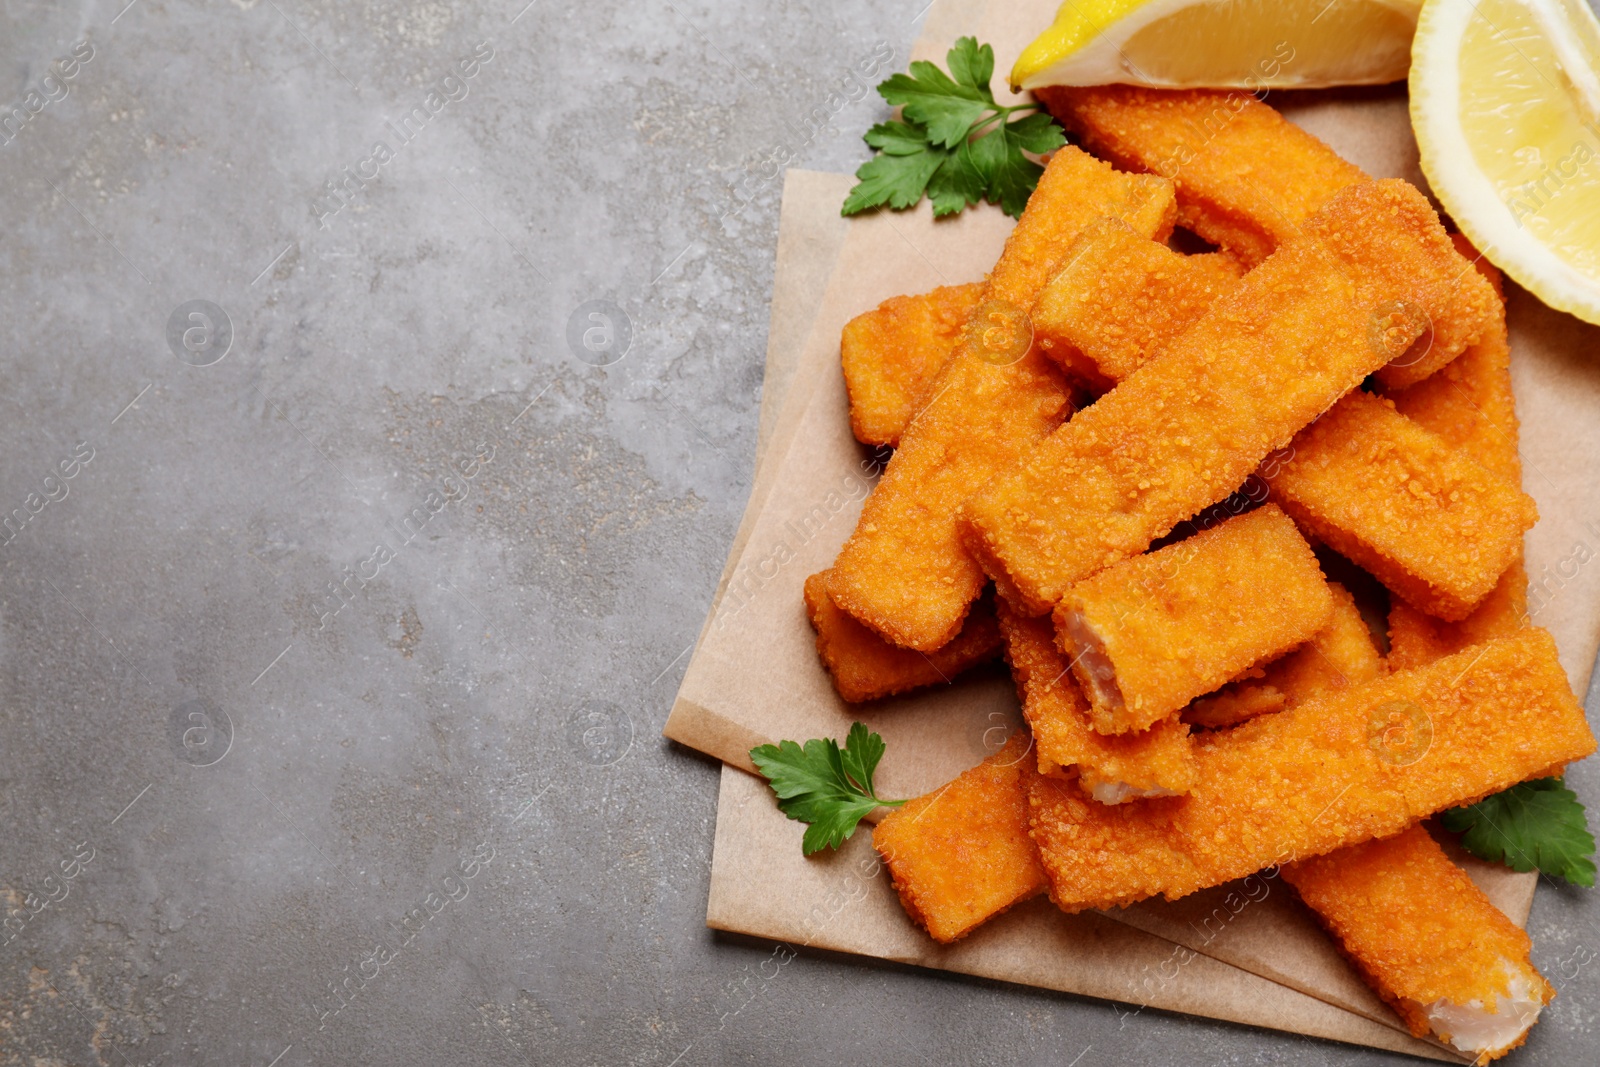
[[1042, 87, 1494, 384], [1281, 240, 1548, 1060], [1054, 505, 1332, 734], [1285, 826, 1553, 1061], [1386, 244, 1529, 664], [1386, 241, 1516, 481], [1032, 216, 1243, 392], [803, 570, 1002, 703], [827, 148, 1177, 652], [845, 241, 1238, 443], [841, 282, 985, 448], [1265, 390, 1536, 622], [962, 179, 1501, 615], [1371, 232, 1508, 390], [998, 603, 1196, 802], [1039, 85, 1366, 268], [872, 731, 1047, 943], [1184, 580, 1382, 730], [1027, 628, 1596, 912]]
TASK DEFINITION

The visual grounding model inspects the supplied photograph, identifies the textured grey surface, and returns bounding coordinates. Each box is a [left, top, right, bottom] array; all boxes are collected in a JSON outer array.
[[0, 2, 1597, 1065]]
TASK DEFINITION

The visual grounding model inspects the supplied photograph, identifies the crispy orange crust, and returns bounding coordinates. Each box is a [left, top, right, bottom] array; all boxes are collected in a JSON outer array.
[[1377, 233, 1512, 400], [1032, 216, 1243, 392], [1039, 85, 1367, 268], [961, 179, 1501, 615], [1185, 580, 1383, 729], [827, 148, 1176, 652], [1043, 87, 1489, 382], [802, 570, 1002, 703], [1183, 684, 1286, 729], [1386, 249, 1529, 667], [1386, 250, 1516, 481], [841, 282, 985, 447], [1266, 390, 1536, 622], [1284, 826, 1554, 1056], [1187, 249, 1249, 281], [1372, 243, 1507, 391], [1027, 628, 1595, 912], [1387, 563, 1529, 672], [997, 603, 1196, 795], [1053, 506, 1332, 734], [872, 731, 1048, 943]]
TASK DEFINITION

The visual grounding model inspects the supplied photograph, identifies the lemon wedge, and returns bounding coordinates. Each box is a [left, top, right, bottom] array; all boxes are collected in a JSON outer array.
[[1011, 0, 1423, 91], [1411, 0, 1600, 326]]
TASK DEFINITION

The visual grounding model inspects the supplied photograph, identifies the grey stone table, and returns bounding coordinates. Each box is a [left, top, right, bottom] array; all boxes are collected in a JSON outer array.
[[1, 2, 1597, 1064]]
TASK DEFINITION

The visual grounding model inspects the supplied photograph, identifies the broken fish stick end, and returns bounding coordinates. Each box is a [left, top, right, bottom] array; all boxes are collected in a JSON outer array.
[[1053, 505, 1333, 734], [1031, 629, 1594, 913], [998, 603, 1197, 799], [1284, 825, 1554, 1060]]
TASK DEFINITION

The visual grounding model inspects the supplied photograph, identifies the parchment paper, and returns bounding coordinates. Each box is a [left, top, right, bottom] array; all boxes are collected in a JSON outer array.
[[668, 0, 1600, 1055]]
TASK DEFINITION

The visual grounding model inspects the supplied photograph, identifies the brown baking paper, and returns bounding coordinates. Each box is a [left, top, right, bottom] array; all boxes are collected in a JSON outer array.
[[667, 0, 1600, 1056], [682, 171, 1463, 1061]]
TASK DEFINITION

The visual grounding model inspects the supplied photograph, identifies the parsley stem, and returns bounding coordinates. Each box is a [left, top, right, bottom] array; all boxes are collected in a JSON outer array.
[[965, 104, 1046, 139]]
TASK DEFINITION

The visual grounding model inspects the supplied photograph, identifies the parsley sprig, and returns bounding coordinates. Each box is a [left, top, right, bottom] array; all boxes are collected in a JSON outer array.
[[750, 723, 905, 855], [1441, 777, 1596, 887], [842, 37, 1067, 220]]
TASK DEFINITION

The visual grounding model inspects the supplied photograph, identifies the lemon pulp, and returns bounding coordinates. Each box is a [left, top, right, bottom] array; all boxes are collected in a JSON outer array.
[[1012, 0, 1422, 91], [1457, 0, 1600, 281], [1412, 0, 1600, 324]]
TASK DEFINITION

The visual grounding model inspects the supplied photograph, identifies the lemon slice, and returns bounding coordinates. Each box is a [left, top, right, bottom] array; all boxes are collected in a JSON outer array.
[[1411, 0, 1600, 326], [1011, 0, 1423, 91]]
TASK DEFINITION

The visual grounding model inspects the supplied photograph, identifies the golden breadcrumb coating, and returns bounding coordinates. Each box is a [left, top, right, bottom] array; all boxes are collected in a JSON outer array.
[[1027, 628, 1595, 913], [1185, 684, 1286, 728], [1284, 826, 1554, 1059], [1387, 562, 1529, 672], [1032, 216, 1243, 392], [802, 570, 1002, 703], [872, 731, 1048, 943], [1042, 87, 1491, 383], [827, 148, 1176, 652], [841, 282, 984, 447], [1185, 580, 1383, 729], [961, 179, 1501, 615], [1372, 234, 1508, 391], [1053, 506, 1332, 734], [997, 603, 1196, 795], [1386, 240, 1529, 667], [1380, 234, 1515, 420], [1376, 241, 1510, 391], [1266, 390, 1536, 622], [1039, 85, 1366, 268]]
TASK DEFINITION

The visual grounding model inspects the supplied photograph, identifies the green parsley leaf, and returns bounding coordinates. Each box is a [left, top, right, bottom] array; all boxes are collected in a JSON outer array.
[[750, 722, 906, 856], [1440, 777, 1597, 887], [944, 36, 996, 95], [863, 120, 931, 156], [926, 143, 986, 217], [967, 122, 1043, 219], [1007, 110, 1070, 156], [841, 144, 948, 215], [879, 61, 989, 150], [843, 37, 1067, 220]]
